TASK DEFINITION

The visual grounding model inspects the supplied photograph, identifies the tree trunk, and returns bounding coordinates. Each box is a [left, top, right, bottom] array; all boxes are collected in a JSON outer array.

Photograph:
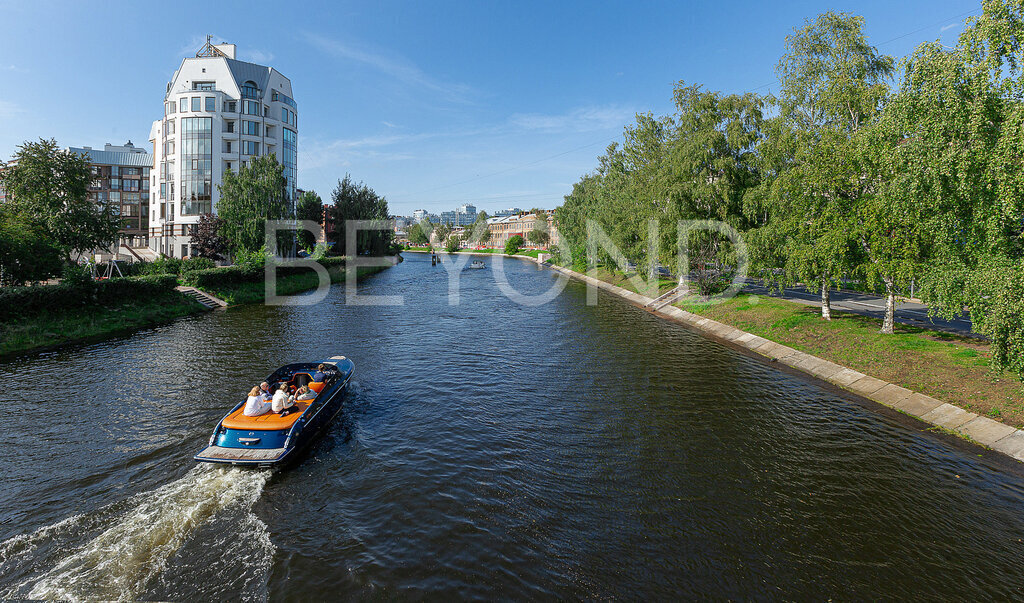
[[881, 277, 896, 334], [821, 277, 832, 320]]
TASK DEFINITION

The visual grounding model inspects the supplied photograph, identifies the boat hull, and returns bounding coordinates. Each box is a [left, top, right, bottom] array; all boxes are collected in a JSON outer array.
[[194, 356, 354, 468]]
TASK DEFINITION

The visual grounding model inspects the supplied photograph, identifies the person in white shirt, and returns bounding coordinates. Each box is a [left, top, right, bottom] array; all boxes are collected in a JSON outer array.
[[243, 386, 271, 417], [272, 383, 299, 416]]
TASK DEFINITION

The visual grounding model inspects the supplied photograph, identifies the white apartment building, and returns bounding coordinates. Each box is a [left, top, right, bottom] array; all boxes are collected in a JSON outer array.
[[148, 40, 298, 258]]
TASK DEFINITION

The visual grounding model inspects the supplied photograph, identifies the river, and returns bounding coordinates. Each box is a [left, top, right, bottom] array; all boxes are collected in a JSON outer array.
[[1, 253, 1023, 600]]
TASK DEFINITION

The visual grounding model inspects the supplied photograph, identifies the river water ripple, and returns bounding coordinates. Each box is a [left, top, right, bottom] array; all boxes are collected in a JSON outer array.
[[1, 254, 1023, 599]]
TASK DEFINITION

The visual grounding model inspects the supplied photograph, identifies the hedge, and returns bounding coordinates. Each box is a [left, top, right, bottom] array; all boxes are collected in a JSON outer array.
[[0, 275, 182, 321], [178, 257, 349, 289]]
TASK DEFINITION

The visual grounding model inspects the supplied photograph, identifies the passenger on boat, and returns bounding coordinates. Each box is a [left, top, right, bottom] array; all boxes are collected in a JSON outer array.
[[243, 386, 272, 416], [259, 382, 273, 401], [295, 385, 317, 401], [272, 383, 299, 416], [312, 364, 327, 382]]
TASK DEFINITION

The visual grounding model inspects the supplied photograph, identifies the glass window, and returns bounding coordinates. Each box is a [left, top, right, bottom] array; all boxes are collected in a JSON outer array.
[[110, 191, 120, 202], [192, 81, 215, 91], [205, 97, 215, 112], [226, 120, 235, 133], [111, 166, 119, 177], [180, 116, 213, 215], [110, 178, 120, 190], [243, 120, 259, 135], [244, 100, 259, 115], [241, 82, 259, 99], [282, 107, 287, 122], [167, 120, 175, 135], [191, 97, 200, 112], [180, 97, 187, 112]]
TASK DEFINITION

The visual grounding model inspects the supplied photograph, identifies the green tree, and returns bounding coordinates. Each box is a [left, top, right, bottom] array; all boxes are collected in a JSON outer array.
[[749, 11, 894, 319], [505, 234, 524, 255], [216, 154, 289, 253], [0, 138, 120, 259], [432, 221, 452, 249], [0, 208, 64, 285], [407, 222, 429, 246], [446, 233, 462, 253], [466, 211, 491, 245], [295, 190, 324, 250], [882, 0, 1024, 363], [329, 174, 392, 255]]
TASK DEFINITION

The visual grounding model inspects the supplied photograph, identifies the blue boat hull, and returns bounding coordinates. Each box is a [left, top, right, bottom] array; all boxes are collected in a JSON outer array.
[[194, 356, 354, 468]]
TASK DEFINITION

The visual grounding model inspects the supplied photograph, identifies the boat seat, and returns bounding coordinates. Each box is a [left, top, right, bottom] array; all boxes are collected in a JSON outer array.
[[221, 401, 310, 431], [309, 382, 325, 393]]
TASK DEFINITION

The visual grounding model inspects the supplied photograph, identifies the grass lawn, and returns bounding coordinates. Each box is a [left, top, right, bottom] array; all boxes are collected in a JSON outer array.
[[677, 293, 1024, 427], [583, 267, 678, 297], [0, 291, 207, 357]]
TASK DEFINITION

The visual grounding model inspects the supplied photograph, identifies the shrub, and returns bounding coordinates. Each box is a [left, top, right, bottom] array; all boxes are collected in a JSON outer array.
[[0, 274, 181, 321], [233, 246, 269, 272], [181, 257, 216, 272], [505, 234, 524, 255], [142, 256, 183, 275]]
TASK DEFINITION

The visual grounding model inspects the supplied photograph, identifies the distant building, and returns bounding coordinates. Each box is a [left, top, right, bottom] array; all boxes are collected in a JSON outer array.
[[492, 207, 523, 218], [439, 203, 477, 226], [68, 142, 153, 253], [412, 209, 428, 222], [149, 38, 298, 258], [487, 210, 559, 248]]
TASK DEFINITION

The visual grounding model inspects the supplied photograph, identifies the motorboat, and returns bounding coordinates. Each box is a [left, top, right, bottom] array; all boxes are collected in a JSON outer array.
[[194, 356, 354, 468], [468, 260, 486, 269]]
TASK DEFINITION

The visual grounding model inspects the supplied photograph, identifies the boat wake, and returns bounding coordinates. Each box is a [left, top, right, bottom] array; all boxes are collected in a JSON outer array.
[[1, 465, 272, 601]]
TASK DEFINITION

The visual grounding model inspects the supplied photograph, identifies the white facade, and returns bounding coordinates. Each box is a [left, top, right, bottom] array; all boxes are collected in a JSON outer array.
[[148, 43, 298, 258]]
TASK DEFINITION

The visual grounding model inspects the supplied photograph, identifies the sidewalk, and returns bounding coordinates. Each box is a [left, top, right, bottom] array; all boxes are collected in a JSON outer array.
[[742, 280, 976, 337]]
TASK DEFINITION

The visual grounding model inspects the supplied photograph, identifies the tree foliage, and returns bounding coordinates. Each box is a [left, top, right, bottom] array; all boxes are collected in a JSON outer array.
[[216, 154, 289, 253], [329, 174, 392, 256], [295, 190, 324, 250], [407, 221, 429, 246], [505, 234, 524, 255], [0, 138, 120, 259], [189, 213, 227, 260]]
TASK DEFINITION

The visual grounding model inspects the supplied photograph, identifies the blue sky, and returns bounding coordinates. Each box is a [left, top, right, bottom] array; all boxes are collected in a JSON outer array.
[[0, 0, 978, 216]]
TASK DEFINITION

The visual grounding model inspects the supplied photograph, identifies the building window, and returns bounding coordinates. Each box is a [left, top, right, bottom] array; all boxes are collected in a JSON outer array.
[[224, 141, 232, 153], [205, 97, 215, 112], [242, 82, 259, 99], [193, 81, 215, 91], [242, 120, 259, 135], [244, 100, 259, 115], [282, 107, 288, 123], [242, 140, 260, 155], [180, 97, 187, 112], [264, 105, 269, 117], [224, 100, 237, 113], [111, 166, 119, 177], [181, 116, 213, 215], [225, 162, 232, 171], [110, 178, 120, 190], [191, 97, 201, 112], [225, 120, 235, 133], [282, 128, 297, 203]]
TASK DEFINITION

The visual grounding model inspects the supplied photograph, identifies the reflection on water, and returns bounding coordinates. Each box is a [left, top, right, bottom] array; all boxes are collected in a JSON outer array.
[[1, 254, 1024, 599]]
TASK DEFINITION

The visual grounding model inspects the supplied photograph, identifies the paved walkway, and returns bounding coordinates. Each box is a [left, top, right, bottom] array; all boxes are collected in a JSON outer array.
[[741, 279, 976, 336]]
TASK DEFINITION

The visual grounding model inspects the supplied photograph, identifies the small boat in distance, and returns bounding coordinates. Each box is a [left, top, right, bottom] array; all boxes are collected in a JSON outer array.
[[194, 356, 354, 468], [468, 260, 486, 269]]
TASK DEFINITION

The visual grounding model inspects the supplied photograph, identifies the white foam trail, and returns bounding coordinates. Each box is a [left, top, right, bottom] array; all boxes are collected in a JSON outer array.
[[24, 465, 271, 602], [0, 513, 88, 565]]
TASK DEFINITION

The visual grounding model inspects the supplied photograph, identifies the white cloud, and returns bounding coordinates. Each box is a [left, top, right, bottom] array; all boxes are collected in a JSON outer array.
[[0, 100, 23, 119], [303, 32, 475, 103], [240, 49, 275, 64], [508, 105, 635, 133]]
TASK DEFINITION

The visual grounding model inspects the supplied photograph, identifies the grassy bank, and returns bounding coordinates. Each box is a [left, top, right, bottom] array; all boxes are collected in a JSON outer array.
[[676, 293, 1024, 427], [198, 262, 394, 305], [0, 290, 207, 357]]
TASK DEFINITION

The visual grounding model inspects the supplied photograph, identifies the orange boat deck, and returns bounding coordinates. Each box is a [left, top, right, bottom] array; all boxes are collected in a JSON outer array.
[[221, 401, 312, 431]]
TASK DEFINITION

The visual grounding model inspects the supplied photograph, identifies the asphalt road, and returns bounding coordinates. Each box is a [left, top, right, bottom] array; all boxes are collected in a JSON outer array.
[[740, 279, 977, 337]]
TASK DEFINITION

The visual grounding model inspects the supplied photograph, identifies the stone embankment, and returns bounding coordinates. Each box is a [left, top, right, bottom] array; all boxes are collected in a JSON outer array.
[[547, 264, 1024, 464]]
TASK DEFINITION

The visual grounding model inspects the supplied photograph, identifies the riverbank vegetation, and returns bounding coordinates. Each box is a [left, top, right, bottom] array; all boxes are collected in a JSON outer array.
[[677, 293, 1024, 427], [0, 273, 206, 357], [557, 1, 1024, 379]]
